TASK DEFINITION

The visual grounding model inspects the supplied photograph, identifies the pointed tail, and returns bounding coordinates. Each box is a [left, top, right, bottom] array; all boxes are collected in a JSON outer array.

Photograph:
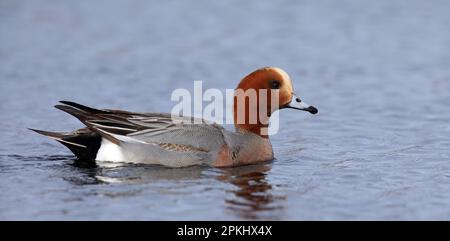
[[29, 128, 101, 161]]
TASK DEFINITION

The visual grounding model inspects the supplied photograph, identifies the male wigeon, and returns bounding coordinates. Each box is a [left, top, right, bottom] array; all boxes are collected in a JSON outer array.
[[31, 67, 317, 167]]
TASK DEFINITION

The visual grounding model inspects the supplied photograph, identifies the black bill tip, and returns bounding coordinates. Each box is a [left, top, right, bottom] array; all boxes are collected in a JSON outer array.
[[306, 106, 318, 114]]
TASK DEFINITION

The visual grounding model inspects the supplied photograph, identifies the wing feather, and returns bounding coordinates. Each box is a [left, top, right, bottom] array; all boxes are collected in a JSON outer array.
[[56, 101, 226, 152]]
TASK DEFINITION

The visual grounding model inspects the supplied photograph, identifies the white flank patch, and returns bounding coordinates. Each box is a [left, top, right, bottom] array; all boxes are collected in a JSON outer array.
[[95, 138, 125, 162]]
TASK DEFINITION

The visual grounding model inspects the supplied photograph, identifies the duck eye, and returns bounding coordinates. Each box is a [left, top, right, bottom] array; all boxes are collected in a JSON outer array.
[[269, 80, 280, 89]]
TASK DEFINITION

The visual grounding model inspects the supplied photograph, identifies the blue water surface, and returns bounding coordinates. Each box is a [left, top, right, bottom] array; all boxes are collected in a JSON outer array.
[[1, 0, 450, 220]]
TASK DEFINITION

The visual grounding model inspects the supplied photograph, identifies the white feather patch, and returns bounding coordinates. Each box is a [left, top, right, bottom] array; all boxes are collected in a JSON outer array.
[[95, 138, 125, 162]]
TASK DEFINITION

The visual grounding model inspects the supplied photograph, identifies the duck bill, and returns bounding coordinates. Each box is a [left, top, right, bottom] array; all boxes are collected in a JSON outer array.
[[284, 94, 318, 114]]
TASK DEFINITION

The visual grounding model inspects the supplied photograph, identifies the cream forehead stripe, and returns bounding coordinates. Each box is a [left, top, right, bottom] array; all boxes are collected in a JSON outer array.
[[270, 67, 291, 82], [266, 67, 293, 92]]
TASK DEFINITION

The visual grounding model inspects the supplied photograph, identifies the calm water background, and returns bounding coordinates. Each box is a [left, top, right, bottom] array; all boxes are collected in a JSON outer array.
[[1, 0, 450, 220]]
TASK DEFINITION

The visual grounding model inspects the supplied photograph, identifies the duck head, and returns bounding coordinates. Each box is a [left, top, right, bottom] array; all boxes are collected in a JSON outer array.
[[233, 67, 317, 137]]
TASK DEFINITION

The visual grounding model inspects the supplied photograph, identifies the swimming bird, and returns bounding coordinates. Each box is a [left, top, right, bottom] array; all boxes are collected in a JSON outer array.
[[30, 67, 317, 167]]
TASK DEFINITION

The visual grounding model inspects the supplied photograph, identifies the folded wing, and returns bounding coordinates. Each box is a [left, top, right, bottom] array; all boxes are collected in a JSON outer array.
[[55, 101, 226, 153]]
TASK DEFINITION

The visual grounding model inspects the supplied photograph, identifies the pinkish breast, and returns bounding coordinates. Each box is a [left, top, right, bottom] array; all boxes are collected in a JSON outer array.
[[213, 141, 274, 167]]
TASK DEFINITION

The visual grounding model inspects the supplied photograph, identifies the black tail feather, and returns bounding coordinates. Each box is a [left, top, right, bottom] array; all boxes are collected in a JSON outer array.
[[59, 101, 104, 114], [28, 128, 65, 139], [54, 101, 122, 145], [54, 104, 90, 122], [30, 128, 101, 161]]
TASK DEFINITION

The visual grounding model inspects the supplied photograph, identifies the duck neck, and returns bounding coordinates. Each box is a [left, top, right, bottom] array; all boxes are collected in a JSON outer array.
[[235, 123, 269, 138], [233, 100, 271, 139]]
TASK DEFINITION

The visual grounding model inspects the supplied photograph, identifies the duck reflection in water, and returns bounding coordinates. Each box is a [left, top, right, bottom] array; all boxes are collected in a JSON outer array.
[[65, 159, 285, 219], [217, 163, 285, 220]]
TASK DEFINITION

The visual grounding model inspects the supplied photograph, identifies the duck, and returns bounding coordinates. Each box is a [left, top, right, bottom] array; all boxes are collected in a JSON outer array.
[[30, 67, 318, 168]]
